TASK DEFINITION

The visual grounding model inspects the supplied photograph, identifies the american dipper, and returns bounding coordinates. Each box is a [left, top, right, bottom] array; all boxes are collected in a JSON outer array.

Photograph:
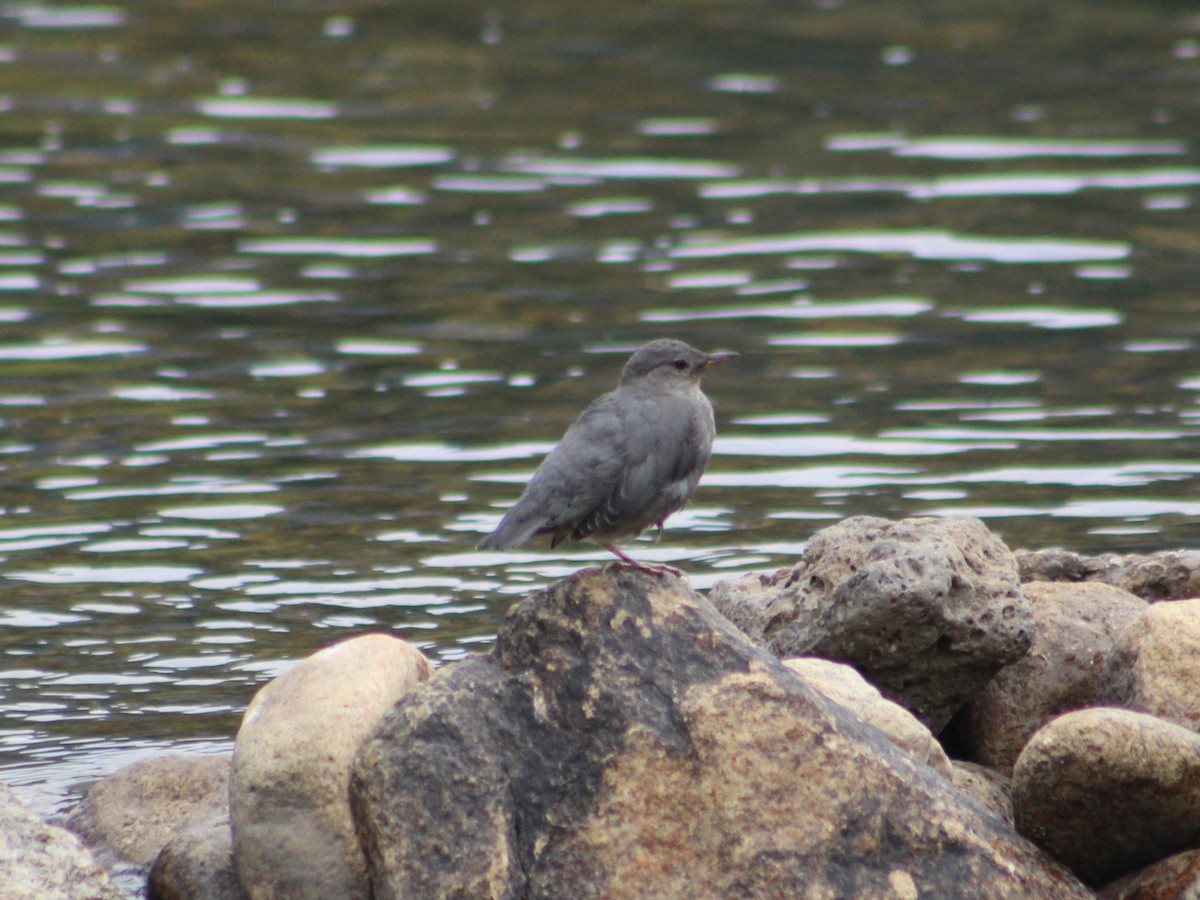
[[478, 339, 736, 576]]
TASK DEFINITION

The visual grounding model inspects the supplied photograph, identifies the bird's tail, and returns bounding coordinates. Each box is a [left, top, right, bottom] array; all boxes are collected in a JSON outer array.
[[477, 506, 545, 551]]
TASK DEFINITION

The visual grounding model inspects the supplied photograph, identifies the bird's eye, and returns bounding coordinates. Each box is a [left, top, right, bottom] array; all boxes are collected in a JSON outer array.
[[672, 359, 688, 371]]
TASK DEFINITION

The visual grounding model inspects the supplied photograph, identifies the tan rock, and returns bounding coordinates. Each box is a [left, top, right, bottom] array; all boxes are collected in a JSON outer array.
[[0, 781, 123, 900], [1099, 599, 1200, 733], [1012, 707, 1200, 885], [951, 761, 1014, 828], [784, 656, 953, 778], [66, 753, 229, 866], [231, 633, 432, 900]]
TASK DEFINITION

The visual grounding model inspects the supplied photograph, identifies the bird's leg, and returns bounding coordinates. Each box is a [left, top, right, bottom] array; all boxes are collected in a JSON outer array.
[[598, 541, 684, 579]]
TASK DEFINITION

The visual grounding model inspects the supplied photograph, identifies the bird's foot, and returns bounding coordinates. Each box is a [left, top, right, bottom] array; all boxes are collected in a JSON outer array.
[[606, 559, 685, 580], [597, 542, 684, 579]]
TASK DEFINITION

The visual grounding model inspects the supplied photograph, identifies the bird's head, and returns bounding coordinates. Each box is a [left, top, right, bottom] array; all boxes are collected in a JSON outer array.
[[619, 338, 738, 388]]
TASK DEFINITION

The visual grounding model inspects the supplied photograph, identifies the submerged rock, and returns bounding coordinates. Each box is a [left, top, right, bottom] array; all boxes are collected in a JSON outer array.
[[66, 753, 230, 868], [352, 566, 1086, 899], [710, 515, 1033, 732]]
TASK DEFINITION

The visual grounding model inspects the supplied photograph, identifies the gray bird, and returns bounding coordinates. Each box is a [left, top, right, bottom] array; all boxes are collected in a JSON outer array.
[[478, 338, 736, 576]]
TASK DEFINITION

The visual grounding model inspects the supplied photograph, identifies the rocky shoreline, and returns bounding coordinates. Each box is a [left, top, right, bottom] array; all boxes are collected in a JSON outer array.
[[4, 516, 1199, 899]]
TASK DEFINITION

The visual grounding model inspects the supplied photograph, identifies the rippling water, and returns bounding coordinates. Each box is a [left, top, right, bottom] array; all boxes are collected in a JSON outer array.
[[1, 0, 1199, 827]]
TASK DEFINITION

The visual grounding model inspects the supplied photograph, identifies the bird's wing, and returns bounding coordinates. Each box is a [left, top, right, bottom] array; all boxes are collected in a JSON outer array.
[[571, 393, 710, 541], [478, 392, 627, 550]]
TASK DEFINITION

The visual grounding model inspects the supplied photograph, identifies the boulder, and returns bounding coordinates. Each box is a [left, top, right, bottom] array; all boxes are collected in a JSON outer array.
[[1098, 599, 1200, 733], [783, 656, 952, 778], [1017, 548, 1200, 600], [711, 515, 1033, 732], [1099, 848, 1200, 899], [65, 753, 229, 867], [958, 581, 1146, 773], [0, 780, 123, 900], [352, 566, 1089, 899], [950, 761, 1014, 828], [230, 633, 433, 900], [1012, 707, 1200, 885], [148, 810, 246, 900]]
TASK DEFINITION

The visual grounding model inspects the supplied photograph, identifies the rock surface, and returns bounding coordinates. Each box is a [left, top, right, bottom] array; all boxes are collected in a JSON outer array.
[[783, 656, 952, 778], [230, 633, 433, 900], [0, 780, 123, 900], [353, 566, 1089, 899], [950, 761, 1014, 828], [148, 811, 246, 900], [1017, 548, 1200, 600], [1099, 848, 1200, 899], [958, 581, 1147, 774], [66, 753, 230, 867], [1012, 707, 1200, 885], [1098, 598, 1200, 733], [710, 515, 1033, 732]]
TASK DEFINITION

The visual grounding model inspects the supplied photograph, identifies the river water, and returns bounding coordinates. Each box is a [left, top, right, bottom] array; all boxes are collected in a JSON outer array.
[[1, 0, 1198, 827]]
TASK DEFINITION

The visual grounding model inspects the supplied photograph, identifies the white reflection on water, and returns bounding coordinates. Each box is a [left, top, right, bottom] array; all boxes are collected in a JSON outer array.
[[713, 434, 1016, 457], [135, 434, 268, 453], [0, 340, 144, 360], [671, 230, 1129, 263], [65, 478, 276, 501], [159, 504, 283, 520], [6, 566, 202, 584], [336, 339, 423, 356], [176, 291, 338, 308], [238, 237, 437, 257], [645, 297, 932, 323], [197, 97, 339, 119], [826, 134, 1186, 158], [503, 155, 741, 180], [919, 499, 1200, 520], [6, 5, 125, 28], [312, 145, 455, 167], [954, 307, 1122, 329], [357, 441, 553, 463], [433, 175, 546, 193], [112, 385, 216, 401]]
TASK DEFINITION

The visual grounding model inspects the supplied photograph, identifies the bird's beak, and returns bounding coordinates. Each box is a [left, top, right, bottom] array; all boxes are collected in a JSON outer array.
[[703, 351, 739, 368]]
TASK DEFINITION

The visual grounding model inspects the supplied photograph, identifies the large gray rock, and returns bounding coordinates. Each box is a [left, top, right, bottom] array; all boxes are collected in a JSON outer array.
[[959, 581, 1147, 774], [352, 567, 1089, 899], [231, 633, 433, 900], [1012, 707, 1200, 886], [0, 780, 123, 900], [66, 753, 229, 867], [711, 515, 1033, 732], [1098, 598, 1200, 733], [1017, 548, 1200, 600]]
